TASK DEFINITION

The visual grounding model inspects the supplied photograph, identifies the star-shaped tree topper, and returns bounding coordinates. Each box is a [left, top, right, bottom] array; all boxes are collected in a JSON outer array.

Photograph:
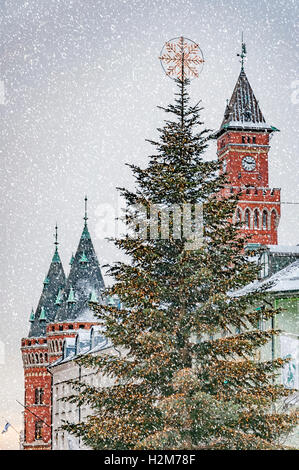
[[159, 36, 204, 81]]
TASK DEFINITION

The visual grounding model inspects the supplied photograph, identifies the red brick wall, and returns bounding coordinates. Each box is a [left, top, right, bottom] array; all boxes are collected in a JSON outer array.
[[21, 321, 98, 450], [217, 130, 280, 245], [21, 339, 52, 450]]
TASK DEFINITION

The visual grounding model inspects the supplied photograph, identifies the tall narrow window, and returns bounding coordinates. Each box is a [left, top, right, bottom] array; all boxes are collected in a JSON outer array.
[[35, 387, 44, 405], [271, 210, 278, 229], [236, 209, 242, 223], [245, 209, 250, 229], [262, 210, 268, 230], [254, 209, 259, 229], [35, 387, 39, 404], [35, 421, 43, 440]]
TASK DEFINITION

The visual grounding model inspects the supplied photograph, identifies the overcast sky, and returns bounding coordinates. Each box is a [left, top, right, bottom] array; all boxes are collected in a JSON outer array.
[[0, 0, 298, 449]]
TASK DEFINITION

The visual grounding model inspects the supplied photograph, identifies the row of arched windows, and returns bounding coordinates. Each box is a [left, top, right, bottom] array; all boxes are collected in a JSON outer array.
[[49, 339, 63, 353], [23, 339, 65, 366], [23, 352, 48, 366], [235, 207, 279, 230]]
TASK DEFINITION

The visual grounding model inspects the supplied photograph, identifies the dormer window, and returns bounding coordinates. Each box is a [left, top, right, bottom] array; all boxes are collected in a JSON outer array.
[[67, 286, 76, 304], [79, 251, 89, 264]]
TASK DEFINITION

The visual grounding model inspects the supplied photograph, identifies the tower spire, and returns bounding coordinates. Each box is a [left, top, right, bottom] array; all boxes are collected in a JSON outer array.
[[237, 32, 247, 71]]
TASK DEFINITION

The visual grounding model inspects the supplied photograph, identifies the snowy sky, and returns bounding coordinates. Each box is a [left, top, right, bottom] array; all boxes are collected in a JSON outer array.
[[0, 0, 298, 449]]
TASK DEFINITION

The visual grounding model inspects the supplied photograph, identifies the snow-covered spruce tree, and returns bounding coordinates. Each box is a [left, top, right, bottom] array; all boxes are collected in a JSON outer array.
[[62, 79, 298, 449]]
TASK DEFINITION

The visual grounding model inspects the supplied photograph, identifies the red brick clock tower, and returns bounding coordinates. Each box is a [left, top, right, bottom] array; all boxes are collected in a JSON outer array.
[[216, 44, 281, 245]]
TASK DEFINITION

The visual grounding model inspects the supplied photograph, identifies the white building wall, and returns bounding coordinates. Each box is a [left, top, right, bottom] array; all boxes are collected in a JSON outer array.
[[51, 345, 119, 450]]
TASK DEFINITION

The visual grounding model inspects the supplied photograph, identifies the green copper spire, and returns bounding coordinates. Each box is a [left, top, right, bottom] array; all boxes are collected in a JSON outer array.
[[89, 290, 98, 303], [79, 251, 89, 264], [55, 288, 63, 305], [52, 249, 61, 263], [237, 32, 247, 70], [52, 224, 61, 263], [69, 253, 75, 265], [43, 276, 50, 286], [67, 286, 76, 303], [29, 308, 35, 322], [81, 225, 91, 239], [39, 307, 46, 321]]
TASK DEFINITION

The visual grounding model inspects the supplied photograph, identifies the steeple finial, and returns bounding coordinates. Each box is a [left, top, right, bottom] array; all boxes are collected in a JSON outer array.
[[52, 223, 61, 263], [237, 32, 247, 70], [84, 195, 88, 226], [54, 223, 58, 247]]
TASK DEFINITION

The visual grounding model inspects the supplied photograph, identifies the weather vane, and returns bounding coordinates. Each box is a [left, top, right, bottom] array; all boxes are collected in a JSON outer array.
[[159, 36, 204, 81], [237, 32, 247, 70]]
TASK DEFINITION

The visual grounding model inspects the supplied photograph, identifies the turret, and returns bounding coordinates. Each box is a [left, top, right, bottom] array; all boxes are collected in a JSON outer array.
[[28, 225, 66, 337], [21, 225, 65, 450]]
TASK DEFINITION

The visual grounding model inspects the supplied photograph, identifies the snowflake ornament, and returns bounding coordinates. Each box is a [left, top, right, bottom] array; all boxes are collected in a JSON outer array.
[[159, 36, 204, 81]]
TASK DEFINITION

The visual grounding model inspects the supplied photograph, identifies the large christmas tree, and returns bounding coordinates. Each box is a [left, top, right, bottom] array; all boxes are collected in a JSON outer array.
[[63, 78, 298, 449]]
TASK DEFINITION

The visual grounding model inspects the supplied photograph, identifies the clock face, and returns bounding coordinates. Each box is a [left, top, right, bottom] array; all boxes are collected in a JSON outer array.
[[242, 155, 256, 171]]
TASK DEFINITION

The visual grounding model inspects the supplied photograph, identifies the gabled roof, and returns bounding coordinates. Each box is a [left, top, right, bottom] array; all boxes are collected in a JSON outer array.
[[55, 220, 105, 323], [235, 260, 299, 296], [217, 68, 275, 136], [29, 246, 66, 338]]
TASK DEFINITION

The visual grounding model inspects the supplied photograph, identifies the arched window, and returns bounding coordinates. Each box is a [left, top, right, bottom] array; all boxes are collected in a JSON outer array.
[[254, 209, 259, 229], [44, 353, 48, 363], [55, 340, 59, 352], [245, 209, 251, 229], [271, 210, 278, 230], [236, 209, 242, 223], [40, 353, 43, 364], [35, 353, 39, 364], [262, 210, 268, 230]]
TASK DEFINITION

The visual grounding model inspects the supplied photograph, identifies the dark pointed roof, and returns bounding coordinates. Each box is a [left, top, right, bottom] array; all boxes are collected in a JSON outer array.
[[29, 246, 66, 338], [217, 68, 277, 136], [55, 220, 105, 323]]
